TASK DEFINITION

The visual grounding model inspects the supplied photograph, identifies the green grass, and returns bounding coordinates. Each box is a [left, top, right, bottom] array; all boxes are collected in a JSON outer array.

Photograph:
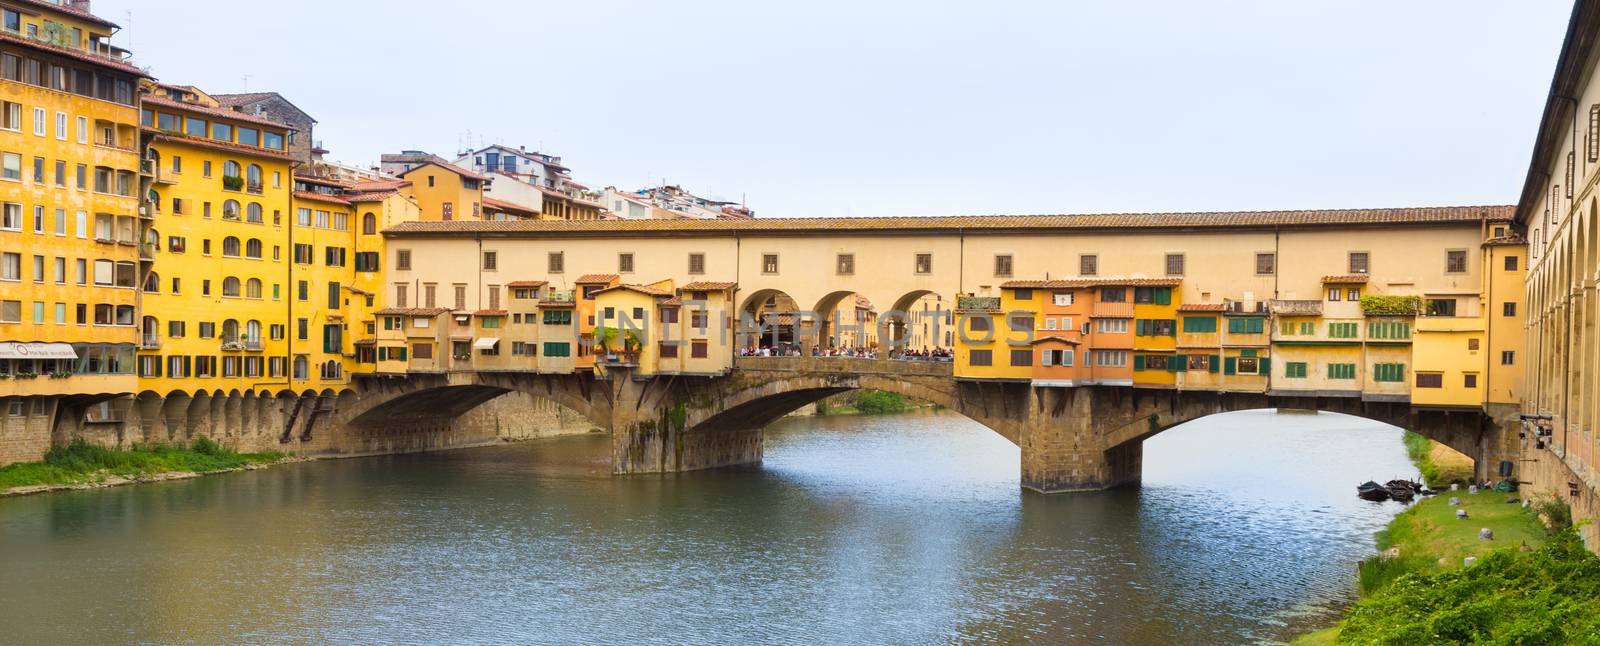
[[0, 438, 284, 490], [1289, 627, 1337, 646], [1338, 528, 1600, 644], [1358, 489, 1548, 593]]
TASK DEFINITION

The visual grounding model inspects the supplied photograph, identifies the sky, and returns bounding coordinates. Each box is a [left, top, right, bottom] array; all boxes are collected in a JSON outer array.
[[95, 0, 1573, 218]]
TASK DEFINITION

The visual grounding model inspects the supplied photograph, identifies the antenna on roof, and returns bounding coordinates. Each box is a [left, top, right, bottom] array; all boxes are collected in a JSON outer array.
[[241, 74, 250, 92]]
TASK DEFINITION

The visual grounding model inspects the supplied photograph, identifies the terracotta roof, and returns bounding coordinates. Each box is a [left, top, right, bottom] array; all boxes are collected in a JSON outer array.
[[1176, 303, 1227, 312], [484, 197, 539, 216], [661, 296, 682, 306], [507, 280, 548, 288], [473, 309, 507, 316], [575, 274, 619, 284], [147, 131, 297, 162], [295, 174, 352, 188], [0, 30, 142, 75], [680, 281, 737, 291], [398, 160, 489, 182], [384, 206, 1515, 238], [373, 307, 450, 316], [1483, 234, 1528, 246], [592, 283, 673, 297], [142, 95, 294, 130], [1321, 274, 1370, 284], [11, 0, 120, 28], [538, 300, 575, 308], [1000, 278, 1182, 288], [294, 190, 349, 206]]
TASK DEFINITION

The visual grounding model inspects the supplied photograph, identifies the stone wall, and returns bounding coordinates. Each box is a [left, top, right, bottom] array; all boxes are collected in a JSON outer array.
[[1525, 439, 1600, 551], [0, 398, 56, 465]]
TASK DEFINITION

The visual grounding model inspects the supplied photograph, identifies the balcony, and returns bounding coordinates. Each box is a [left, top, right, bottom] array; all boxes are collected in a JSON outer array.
[[138, 243, 155, 260], [139, 334, 160, 350], [597, 350, 641, 367], [243, 338, 263, 352]]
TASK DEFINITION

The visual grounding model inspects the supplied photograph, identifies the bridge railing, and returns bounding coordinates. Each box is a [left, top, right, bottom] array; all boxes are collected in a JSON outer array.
[[734, 356, 953, 377]]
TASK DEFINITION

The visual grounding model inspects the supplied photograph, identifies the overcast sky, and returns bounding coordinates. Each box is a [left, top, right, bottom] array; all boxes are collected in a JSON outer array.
[[97, 0, 1571, 217]]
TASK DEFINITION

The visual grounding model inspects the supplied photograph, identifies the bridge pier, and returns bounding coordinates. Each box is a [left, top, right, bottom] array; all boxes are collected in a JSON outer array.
[[1016, 386, 1147, 493]]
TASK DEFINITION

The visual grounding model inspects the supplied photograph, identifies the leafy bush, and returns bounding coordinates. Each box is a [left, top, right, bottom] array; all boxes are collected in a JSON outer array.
[[1529, 494, 1573, 532], [1359, 295, 1423, 315], [221, 175, 244, 191], [1338, 530, 1600, 644], [0, 438, 282, 490], [853, 390, 909, 415]]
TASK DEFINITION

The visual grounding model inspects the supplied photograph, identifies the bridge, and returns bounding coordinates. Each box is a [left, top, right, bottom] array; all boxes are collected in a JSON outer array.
[[330, 357, 1519, 492]]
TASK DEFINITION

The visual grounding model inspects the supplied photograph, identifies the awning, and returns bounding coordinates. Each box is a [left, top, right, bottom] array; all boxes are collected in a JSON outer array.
[[0, 342, 78, 359], [471, 337, 500, 350]]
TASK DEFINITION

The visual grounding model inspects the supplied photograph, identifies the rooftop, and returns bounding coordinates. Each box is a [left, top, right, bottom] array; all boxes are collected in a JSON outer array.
[[385, 205, 1513, 238]]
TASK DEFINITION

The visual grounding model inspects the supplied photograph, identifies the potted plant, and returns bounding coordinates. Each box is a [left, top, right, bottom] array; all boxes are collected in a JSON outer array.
[[222, 175, 245, 191]]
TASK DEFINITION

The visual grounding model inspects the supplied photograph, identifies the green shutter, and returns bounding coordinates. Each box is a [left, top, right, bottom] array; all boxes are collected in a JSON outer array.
[[1259, 357, 1270, 374], [1224, 357, 1236, 375], [1167, 356, 1180, 372], [1209, 355, 1220, 373], [1154, 288, 1171, 305], [1136, 319, 1148, 336], [1133, 355, 1146, 371], [1241, 348, 1257, 358], [1173, 354, 1186, 372]]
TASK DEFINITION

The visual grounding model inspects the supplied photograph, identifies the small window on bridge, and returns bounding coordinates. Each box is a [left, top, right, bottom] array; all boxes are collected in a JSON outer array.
[[969, 349, 992, 366], [836, 254, 854, 275], [1414, 373, 1443, 388], [914, 253, 932, 274], [1079, 254, 1097, 276], [994, 254, 1013, 277], [1445, 250, 1467, 274], [1504, 255, 1518, 271], [1255, 253, 1275, 275], [1165, 253, 1184, 276], [1348, 252, 1369, 274], [762, 254, 779, 274]]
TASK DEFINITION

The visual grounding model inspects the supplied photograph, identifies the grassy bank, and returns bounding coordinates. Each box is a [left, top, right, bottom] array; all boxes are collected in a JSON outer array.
[[0, 438, 285, 491], [1403, 431, 1474, 487], [1295, 488, 1599, 644], [814, 390, 911, 416]]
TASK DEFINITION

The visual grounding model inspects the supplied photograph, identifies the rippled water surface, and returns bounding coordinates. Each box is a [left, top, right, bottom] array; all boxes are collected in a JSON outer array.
[[0, 409, 1418, 644]]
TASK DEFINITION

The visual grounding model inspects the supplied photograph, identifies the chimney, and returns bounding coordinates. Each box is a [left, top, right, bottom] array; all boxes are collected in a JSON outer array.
[[66, 0, 92, 11]]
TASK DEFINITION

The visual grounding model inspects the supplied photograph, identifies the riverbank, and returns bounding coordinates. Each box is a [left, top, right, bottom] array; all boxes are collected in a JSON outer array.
[[1294, 486, 1597, 644], [1403, 432, 1474, 487], [0, 438, 292, 496]]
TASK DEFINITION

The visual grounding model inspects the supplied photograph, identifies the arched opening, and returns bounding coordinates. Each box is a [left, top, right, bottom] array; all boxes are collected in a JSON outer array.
[[222, 276, 240, 297], [142, 271, 159, 293], [809, 290, 878, 354], [362, 212, 377, 235], [222, 200, 240, 221], [246, 164, 262, 193], [245, 278, 262, 299], [884, 289, 950, 355], [246, 202, 263, 224], [140, 315, 158, 347], [244, 320, 262, 346], [221, 319, 239, 344], [245, 238, 262, 259], [222, 236, 240, 257], [738, 289, 803, 352]]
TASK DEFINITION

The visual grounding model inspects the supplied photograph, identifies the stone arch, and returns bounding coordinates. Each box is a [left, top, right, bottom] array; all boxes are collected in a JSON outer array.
[[737, 288, 803, 349], [341, 374, 606, 432], [811, 290, 873, 350], [883, 289, 948, 352]]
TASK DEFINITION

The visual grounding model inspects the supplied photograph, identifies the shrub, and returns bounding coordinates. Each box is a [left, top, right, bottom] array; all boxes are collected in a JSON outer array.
[[853, 390, 909, 415], [1529, 494, 1573, 532], [1359, 295, 1423, 315]]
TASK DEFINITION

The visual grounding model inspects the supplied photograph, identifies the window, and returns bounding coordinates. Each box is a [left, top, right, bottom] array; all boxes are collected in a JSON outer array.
[[1347, 288, 1360, 301], [1348, 252, 1369, 274], [1503, 302, 1517, 317], [836, 253, 854, 275], [968, 349, 992, 366], [1463, 373, 1478, 388], [1097, 318, 1129, 334], [1445, 250, 1467, 274], [1095, 350, 1128, 367], [1368, 320, 1410, 339], [1182, 316, 1217, 333], [1425, 298, 1457, 317], [994, 254, 1013, 277], [1283, 361, 1308, 378], [543, 342, 571, 357], [548, 252, 563, 273], [2, 152, 19, 180], [1468, 338, 1480, 351], [969, 316, 991, 332], [1013, 289, 1033, 301], [762, 253, 779, 274], [396, 249, 412, 271], [914, 253, 932, 274], [237, 127, 259, 147], [1327, 288, 1341, 302], [1136, 319, 1175, 336], [223, 236, 240, 257], [1010, 349, 1032, 367], [0, 202, 17, 230], [618, 252, 633, 273], [1501, 351, 1515, 365], [1052, 291, 1074, 307], [1255, 252, 1275, 275], [1415, 373, 1443, 388], [688, 253, 705, 274], [1504, 254, 1520, 271], [1328, 322, 1358, 338], [1100, 287, 1126, 303], [543, 310, 573, 325], [1079, 254, 1097, 276], [1227, 317, 1265, 334], [1165, 253, 1184, 276], [325, 247, 346, 267], [691, 341, 708, 358]]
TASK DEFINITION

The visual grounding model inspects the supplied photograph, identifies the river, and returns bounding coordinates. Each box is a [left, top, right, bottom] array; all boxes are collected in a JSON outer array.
[[0, 409, 1418, 644]]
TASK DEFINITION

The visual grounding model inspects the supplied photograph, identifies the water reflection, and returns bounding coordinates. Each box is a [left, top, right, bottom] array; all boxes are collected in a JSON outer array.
[[0, 409, 1414, 644]]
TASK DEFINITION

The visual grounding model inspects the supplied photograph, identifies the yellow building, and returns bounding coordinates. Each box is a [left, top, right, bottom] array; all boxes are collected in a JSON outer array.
[[0, 0, 145, 450], [954, 290, 1033, 381], [1130, 281, 1181, 387], [592, 281, 674, 376], [396, 161, 487, 221], [136, 83, 295, 395]]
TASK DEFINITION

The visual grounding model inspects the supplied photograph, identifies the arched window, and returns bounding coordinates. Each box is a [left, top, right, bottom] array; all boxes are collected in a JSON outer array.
[[246, 164, 262, 193], [245, 238, 262, 259], [245, 278, 262, 299], [362, 212, 377, 235], [222, 236, 240, 257], [245, 320, 262, 343], [223, 160, 240, 179], [223, 200, 240, 220], [222, 319, 239, 342], [145, 227, 159, 246], [141, 316, 158, 345], [222, 276, 241, 297], [142, 271, 159, 293], [246, 202, 263, 223], [319, 360, 342, 380], [293, 355, 309, 380]]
